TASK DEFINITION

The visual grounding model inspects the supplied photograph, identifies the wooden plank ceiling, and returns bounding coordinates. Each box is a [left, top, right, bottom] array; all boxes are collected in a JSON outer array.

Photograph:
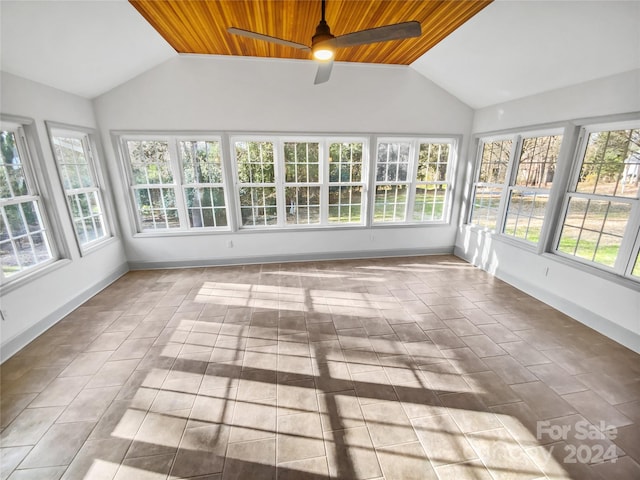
[[129, 0, 492, 65]]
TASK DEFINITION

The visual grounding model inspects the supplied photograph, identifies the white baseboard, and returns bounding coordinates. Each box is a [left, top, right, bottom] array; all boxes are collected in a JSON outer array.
[[128, 247, 454, 270], [454, 246, 640, 353]]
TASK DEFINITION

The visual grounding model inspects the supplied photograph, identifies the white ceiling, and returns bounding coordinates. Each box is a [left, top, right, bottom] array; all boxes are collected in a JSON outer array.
[[0, 0, 176, 98], [1, 0, 639, 108], [412, 0, 640, 108]]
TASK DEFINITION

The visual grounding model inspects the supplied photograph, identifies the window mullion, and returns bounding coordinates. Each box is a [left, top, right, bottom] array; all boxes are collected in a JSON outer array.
[[496, 135, 520, 234], [169, 139, 189, 230], [405, 140, 420, 223]]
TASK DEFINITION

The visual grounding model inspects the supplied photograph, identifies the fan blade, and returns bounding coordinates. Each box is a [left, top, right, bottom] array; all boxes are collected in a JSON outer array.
[[335, 21, 421, 48], [314, 60, 334, 85], [228, 27, 310, 51]]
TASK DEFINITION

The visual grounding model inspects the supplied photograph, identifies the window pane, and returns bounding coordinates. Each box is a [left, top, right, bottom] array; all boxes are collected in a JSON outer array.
[[328, 186, 362, 224], [416, 143, 449, 182], [1, 131, 28, 199], [180, 140, 223, 184], [329, 142, 363, 183], [413, 185, 447, 222], [185, 187, 227, 228], [503, 191, 548, 243], [558, 197, 630, 267], [516, 135, 562, 188], [284, 142, 319, 183], [1, 200, 52, 278], [134, 187, 180, 230], [577, 129, 640, 198], [285, 186, 320, 225], [235, 141, 274, 184], [52, 133, 109, 246], [479, 139, 512, 183], [470, 186, 502, 229], [239, 186, 277, 226], [374, 185, 407, 222], [376, 142, 410, 182], [126, 140, 172, 185]]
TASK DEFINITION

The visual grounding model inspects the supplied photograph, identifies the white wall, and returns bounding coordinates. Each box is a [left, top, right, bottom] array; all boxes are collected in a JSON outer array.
[[456, 69, 640, 352], [0, 72, 128, 360], [94, 55, 474, 268]]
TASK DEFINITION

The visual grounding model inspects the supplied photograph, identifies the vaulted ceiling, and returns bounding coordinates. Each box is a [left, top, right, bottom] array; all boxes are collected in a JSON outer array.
[[129, 0, 492, 65], [1, 1, 638, 107]]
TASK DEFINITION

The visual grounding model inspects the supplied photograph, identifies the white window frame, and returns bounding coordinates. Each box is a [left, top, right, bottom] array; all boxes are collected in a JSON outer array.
[[372, 137, 456, 225], [326, 138, 368, 225], [231, 135, 370, 229], [1, 121, 57, 283], [468, 135, 516, 231], [177, 137, 231, 230], [411, 139, 456, 223], [554, 120, 640, 277], [120, 135, 231, 233], [231, 136, 279, 229], [49, 127, 111, 252], [502, 130, 564, 245]]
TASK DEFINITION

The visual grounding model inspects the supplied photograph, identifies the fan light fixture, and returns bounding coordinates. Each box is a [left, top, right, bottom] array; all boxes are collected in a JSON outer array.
[[312, 45, 334, 61], [228, 0, 421, 84]]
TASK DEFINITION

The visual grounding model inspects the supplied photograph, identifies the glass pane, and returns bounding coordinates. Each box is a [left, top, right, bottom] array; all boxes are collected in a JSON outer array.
[[417, 143, 450, 182], [470, 186, 502, 229], [239, 186, 277, 226], [15, 237, 36, 268], [235, 141, 274, 184], [285, 186, 321, 225], [1, 239, 19, 277], [1, 131, 28, 199], [503, 191, 548, 243], [5, 204, 27, 236], [329, 142, 363, 183], [516, 135, 562, 188], [558, 197, 630, 267], [376, 142, 410, 182], [126, 140, 172, 185], [413, 185, 447, 222], [135, 187, 179, 230], [284, 142, 320, 184], [479, 139, 512, 183], [180, 140, 223, 184], [577, 128, 640, 198], [328, 186, 363, 224], [374, 185, 408, 223]]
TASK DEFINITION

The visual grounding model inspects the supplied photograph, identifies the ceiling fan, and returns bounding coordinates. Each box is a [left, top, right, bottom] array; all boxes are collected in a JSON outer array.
[[228, 0, 422, 85]]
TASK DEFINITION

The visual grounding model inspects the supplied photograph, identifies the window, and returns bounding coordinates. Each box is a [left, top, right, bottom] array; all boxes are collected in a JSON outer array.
[[235, 140, 277, 227], [284, 141, 321, 225], [180, 140, 228, 228], [1, 126, 54, 280], [50, 129, 110, 249], [373, 138, 455, 224], [503, 134, 562, 243], [374, 141, 410, 222], [413, 142, 451, 222], [470, 138, 512, 229], [557, 123, 639, 271], [122, 136, 229, 232], [232, 137, 369, 228], [328, 142, 365, 224]]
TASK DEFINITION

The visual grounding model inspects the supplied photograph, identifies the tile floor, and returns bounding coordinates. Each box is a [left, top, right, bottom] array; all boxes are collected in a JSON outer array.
[[1, 255, 639, 479]]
